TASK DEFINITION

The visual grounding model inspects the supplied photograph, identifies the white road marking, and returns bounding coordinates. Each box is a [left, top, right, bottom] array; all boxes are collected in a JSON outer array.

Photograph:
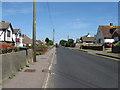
[[42, 48, 56, 88]]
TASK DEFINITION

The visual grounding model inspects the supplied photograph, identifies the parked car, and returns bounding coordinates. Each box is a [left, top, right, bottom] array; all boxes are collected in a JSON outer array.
[[103, 42, 113, 48]]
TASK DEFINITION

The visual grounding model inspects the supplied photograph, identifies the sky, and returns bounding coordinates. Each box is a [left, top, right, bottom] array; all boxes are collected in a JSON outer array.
[[2, 2, 118, 43]]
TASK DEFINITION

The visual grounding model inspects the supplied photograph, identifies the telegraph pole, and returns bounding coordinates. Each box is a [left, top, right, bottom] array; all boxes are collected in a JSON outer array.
[[68, 35, 69, 40], [53, 29, 55, 45], [32, 0, 36, 62]]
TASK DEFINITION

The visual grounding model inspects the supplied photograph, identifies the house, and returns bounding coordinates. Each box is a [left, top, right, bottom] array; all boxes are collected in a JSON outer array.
[[22, 34, 32, 46], [13, 29, 23, 47], [96, 23, 120, 44], [112, 29, 120, 42], [0, 21, 14, 45], [80, 33, 96, 44]]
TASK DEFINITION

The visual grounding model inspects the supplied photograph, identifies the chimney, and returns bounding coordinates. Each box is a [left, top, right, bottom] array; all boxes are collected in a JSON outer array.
[[110, 23, 113, 26]]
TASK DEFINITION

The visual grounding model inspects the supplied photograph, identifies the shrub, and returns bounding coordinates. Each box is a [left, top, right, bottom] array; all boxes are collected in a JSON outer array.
[[114, 41, 120, 46]]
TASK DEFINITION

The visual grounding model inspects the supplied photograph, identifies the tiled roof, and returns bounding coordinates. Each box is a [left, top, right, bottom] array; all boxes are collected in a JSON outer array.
[[0, 21, 11, 30], [99, 25, 120, 38], [82, 37, 95, 42], [13, 29, 20, 34], [115, 29, 120, 35], [112, 29, 120, 37], [22, 34, 32, 44]]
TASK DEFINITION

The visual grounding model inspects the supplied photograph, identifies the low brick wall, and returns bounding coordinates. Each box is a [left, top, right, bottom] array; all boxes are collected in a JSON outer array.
[[112, 46, 120, 53], [0, 49, 33, 83]]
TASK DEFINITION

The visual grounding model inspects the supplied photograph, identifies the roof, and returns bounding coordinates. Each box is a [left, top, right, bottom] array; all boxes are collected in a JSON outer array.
[[82, 37, 95, 42], [112, 29, 120, 37], [0, 21, 11, 30], [22, 34, 32, 44], [99, 25, 120, 38], [115, 29, 120, 35], [13, 29, 20, 34], [36, 40, 42, 44]]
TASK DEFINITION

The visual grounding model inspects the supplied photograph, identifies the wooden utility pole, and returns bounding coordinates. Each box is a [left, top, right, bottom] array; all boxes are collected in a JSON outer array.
[[53, 29, 55, 45], [32, 0, 36, 62]]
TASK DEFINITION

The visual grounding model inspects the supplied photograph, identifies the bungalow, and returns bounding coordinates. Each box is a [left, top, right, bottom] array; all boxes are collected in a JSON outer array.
[[0, 21, 14, 45], [22, 34, 32, 46], [80, 33, 96, 44], [112, 29, 120, 42], [13, 29, 23, 47], [96, 23, 120, 44]]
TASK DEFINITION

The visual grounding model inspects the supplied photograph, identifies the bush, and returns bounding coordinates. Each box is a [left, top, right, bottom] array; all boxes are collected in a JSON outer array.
[[114, 41, 120, 46]]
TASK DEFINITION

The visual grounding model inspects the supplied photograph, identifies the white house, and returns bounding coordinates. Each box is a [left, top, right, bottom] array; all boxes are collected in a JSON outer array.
[[0, 21, 14, 45], [96, 23, 120, 44], [13, 29, 23, 47], [80, 33, 96, 44]]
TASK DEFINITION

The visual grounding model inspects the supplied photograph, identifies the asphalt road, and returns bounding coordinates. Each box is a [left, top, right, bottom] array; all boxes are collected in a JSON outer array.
[[47, 47, 119, 88]]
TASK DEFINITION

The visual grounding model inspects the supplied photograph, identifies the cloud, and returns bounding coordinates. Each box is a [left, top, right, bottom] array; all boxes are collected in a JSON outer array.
[[68, 18, 91, 29], [3, 7, 32, 15]]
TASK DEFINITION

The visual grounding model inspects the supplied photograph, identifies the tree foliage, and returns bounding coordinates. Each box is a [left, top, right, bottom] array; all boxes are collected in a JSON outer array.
[[59, 39, 75, 47], [60, 40, 67, 46], [45, 37, 49, 43]]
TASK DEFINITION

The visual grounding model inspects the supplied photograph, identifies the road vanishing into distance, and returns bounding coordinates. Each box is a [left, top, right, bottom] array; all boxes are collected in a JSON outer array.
[[47, 47, 119, 88]]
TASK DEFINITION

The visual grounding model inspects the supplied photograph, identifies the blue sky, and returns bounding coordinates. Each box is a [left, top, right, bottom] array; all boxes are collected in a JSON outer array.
[[2, 2, 118, 43]]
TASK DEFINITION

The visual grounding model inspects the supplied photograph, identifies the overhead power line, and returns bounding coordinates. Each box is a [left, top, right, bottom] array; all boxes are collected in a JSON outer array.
[[46, 1, 55, 29]]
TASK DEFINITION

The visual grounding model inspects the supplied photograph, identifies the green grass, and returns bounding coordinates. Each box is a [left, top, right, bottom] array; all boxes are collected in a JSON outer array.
[[107, 52, 120, 55]]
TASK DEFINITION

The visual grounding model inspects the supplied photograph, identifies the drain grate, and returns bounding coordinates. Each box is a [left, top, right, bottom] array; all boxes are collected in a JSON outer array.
[[24, 69, 36, 72]]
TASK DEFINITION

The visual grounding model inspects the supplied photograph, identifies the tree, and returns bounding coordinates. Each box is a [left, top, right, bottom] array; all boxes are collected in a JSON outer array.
[[68, 39, 74, 45], [59, 40, 67, 46], [45, 37, 49, 43], [46, 40, 53, 46]]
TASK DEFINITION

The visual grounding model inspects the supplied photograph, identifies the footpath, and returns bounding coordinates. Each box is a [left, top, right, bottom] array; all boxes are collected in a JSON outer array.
[[69, 47, 120, 60], [2, 47, 56, 88]]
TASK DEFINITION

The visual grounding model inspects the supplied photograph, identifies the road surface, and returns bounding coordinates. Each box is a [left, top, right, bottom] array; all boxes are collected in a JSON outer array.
[[47, 47, 119, 88]]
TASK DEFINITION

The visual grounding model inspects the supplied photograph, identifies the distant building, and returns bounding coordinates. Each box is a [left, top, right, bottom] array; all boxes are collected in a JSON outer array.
[[13, 29, 23, 47], [80, 33, 96, 44], [96, 23, 120, 44], [22, 34, 32, 46]]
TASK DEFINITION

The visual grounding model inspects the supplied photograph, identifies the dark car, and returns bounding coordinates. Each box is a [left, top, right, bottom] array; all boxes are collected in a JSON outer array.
[[103, 42, 113, 48]]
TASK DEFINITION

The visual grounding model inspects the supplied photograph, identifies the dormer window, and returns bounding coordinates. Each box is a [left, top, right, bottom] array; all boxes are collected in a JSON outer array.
[[7, 30, 10, 37]]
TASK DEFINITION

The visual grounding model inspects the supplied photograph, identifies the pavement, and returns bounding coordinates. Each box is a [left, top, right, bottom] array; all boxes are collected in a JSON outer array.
[[70, 47, 120, 60], [2, 47, 56, 88], [47, 47, 119, 88]]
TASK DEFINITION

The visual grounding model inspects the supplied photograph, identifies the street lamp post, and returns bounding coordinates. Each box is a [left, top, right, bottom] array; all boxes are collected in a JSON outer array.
[[33, 0, 36, 62]]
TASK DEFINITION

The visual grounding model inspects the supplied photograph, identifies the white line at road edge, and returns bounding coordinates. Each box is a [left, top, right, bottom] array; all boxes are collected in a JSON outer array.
[[42, 47, 56, 89]]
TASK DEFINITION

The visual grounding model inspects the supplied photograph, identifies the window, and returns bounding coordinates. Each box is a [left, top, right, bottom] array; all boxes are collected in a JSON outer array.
[[7, 30, 10, 37]]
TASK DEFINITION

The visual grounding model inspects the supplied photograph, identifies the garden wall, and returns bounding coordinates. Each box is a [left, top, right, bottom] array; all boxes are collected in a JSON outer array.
[[112, 46, 120, 53], [0, 49, 33, 84], [82, 45, 103, 51]]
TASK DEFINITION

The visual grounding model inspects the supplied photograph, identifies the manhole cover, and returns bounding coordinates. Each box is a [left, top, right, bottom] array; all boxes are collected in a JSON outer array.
[[24, 69, 36, 72]]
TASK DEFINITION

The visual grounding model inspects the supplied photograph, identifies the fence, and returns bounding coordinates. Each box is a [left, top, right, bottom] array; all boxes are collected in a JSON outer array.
[[0, 49, 33, 84]]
